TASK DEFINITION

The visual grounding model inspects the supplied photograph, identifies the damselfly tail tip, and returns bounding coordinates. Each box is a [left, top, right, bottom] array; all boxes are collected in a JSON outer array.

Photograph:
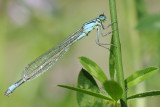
[[4, 89, 11, 96]]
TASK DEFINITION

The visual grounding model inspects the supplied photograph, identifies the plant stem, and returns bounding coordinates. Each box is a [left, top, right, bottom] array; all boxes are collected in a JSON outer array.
[[109, 0, 127, 107], [114, 101, 118, 107]]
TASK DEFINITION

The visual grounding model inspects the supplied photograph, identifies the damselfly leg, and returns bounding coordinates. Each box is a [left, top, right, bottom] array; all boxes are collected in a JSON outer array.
[[96, 27, 110, 50], [96, 22, 117, 49], [101, 21, 117, 30]]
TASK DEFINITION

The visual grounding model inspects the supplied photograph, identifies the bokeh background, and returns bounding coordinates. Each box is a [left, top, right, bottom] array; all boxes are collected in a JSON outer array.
[[0, 0, 160, 107]]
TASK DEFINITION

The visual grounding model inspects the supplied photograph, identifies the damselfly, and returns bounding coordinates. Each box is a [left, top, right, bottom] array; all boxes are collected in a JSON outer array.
[[5, 14, 111, 96]]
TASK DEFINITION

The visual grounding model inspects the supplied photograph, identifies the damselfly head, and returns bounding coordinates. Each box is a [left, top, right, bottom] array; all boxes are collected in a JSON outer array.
[[98, 14, 107, 22]]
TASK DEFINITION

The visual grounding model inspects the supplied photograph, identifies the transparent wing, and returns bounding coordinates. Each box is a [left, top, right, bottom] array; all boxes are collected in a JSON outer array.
[[22, 28, 83, 81]]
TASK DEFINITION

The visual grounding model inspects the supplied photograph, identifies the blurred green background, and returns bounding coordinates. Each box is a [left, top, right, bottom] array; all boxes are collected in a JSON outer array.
[[0, 0, 160, 107]]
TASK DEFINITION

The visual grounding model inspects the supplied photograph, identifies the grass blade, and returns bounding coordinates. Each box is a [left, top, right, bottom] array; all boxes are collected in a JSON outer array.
[[128, 91, 160, 100], [58, 85, 113, 101]]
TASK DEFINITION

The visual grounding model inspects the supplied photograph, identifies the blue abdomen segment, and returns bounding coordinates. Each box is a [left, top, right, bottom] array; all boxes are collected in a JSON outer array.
[[5, 79, 24, 96]]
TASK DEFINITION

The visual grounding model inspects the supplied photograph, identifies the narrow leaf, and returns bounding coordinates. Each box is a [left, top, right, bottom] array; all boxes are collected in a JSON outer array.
[[58, 85, 112, 101], [109, 38, 116, 80], [103, 80, 123, 101], [78, 56, 108, 83], [127, 91, 160, 100], [77, 69, 105, 107], [125, 67, 159, 88]]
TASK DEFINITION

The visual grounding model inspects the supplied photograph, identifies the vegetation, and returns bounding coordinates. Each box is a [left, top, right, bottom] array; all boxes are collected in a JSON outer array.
[[1, 0, 160, 107]]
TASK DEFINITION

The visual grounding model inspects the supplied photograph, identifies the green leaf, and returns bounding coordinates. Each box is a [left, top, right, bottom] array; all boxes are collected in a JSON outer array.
[[103, 80, 123, 101], [57, 85, 112, 101], [78, 56, 108, 83], [136, 15, 160, 31], [77, 69, 105, 107], [125, 67, 159, 88], [127, 91, 160, 100], [109, 38, 116, 80]]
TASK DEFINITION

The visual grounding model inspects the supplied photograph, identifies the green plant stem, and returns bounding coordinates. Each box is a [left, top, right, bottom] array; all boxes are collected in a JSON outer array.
[[109, 0, 127, 107], [114, 101, 118, 107]]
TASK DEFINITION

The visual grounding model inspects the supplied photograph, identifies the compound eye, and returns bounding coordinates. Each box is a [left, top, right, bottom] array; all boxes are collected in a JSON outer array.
[[99, 14, 106, 21], [99, 14, 105, 18]]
